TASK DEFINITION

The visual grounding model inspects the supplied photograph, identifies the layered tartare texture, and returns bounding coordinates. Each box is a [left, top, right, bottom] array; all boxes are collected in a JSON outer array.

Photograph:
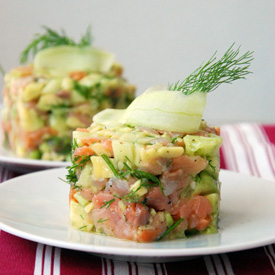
[[69, 121, 222, 242], [1, 63, 135, 161]]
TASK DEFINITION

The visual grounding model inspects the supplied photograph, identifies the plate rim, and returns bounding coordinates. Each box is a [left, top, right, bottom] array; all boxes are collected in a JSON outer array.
[[0, 168, 275, 259]]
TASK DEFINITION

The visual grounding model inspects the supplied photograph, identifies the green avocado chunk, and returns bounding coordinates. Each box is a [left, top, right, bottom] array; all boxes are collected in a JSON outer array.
[[194, 171, 220, 195], [204, 193, 220, 234], [183, 134, 223, 157]]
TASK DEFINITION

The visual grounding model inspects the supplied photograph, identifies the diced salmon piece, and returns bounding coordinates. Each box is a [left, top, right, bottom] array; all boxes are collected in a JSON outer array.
[[22, 127, 58, 149], [105, 178, 130, 197], [80, 188, 94, 201], [81, 137, 113, 155], [69, 188, 78, 204], [70, 71, 87, 81], [171, 155, 208, 175], [125, 203, 150, 227], [179, 195, 212, 230], [76, 128, 89, 133], [137, 213, 167, 242], [73, 146, 94, 161], [92, 192, 115, 209], [146, 187, 170, 211]]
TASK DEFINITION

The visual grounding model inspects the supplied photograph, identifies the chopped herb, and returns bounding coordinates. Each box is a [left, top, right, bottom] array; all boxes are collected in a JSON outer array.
[[79, 225, 87, 230], [158, 218, 184, 240], [63, 155, 90, 187], [101, 154, 165, 201], [124, 165, 164, 196], [72, 138, 79, 151], [51, 104, 70, 109], [100, 198, 115, 209], [185, 228, 199, 238], [80, 215, 84, 220], [194, 173, 202, 181], [97, 218, 109, 223], [46, 136, 71, 155], [208, 159, 216, 172], [171, 135, 181, 144], [73, 80, 106, 102], [101, 154, 124, 179]]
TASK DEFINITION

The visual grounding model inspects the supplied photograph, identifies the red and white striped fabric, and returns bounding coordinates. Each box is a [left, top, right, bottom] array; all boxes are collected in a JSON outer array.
[[0, 123, 275, 275]]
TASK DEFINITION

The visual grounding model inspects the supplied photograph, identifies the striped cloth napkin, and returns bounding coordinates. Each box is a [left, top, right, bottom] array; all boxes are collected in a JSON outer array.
[[0, 123, 274, 275]]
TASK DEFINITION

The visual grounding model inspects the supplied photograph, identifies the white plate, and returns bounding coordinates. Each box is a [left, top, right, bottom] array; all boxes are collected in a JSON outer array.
[[0, 169, 274, 263], [0, 118, 70, 172], [0, 143, 70, 172]]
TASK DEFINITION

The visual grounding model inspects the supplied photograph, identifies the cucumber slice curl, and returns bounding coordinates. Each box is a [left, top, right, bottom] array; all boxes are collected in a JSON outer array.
[[93, 87, 207, 133], [34, 45, 115, 77]]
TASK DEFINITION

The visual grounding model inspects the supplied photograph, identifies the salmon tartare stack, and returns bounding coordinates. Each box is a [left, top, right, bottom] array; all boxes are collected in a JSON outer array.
[[67, 44, 253, 242], [69, 118, 222, 242], [1, 27, 135, 161]]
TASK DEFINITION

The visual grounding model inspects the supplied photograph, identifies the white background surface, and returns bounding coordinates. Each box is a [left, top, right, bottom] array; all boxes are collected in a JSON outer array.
[[0, 0, 274, 125]]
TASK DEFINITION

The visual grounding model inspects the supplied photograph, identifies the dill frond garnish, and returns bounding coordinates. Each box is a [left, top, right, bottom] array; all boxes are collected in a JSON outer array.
[[169, 44, 253, 95], [20, 25, 92, 64]]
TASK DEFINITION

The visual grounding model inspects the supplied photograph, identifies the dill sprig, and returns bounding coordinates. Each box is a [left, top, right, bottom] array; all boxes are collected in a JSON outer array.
[[101, 154, 124, 179], [122, 161, 165, 196], [158, 218, 184, 240], [97, 218, 109, 223], [73, 80, 106, 102], [101, 154, 165, 202], [169, 44, 254, 95], [20, 25, 92, 64], [100, 198, 115, 209], [64, 155, 90, 187]]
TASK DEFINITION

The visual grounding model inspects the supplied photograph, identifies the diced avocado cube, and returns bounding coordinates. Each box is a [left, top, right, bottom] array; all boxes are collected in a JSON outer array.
[[72, 131, 91, 147], [37, 94, 69, 111], [203, 193, 220, 234], [49, 111, 69, 134], [112, 140, 135, 169], [22, 82, 45, 101], [183, 134, 223, 157], [70, 200, 94, 231], [73, 192, 89, 206], [204, 155, 220, 179], [194, 171, 220, 195], [66, 115, 87, 129], [70, 89, 87, 104], [91, 156, 115, 179], [28, 149, 42, 159], [77, 162, 93, 188], [206, 193, 220, 214], [17, 102, 44, 131], [165, 213, 174, 227], [41, 79, 62, 94]]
